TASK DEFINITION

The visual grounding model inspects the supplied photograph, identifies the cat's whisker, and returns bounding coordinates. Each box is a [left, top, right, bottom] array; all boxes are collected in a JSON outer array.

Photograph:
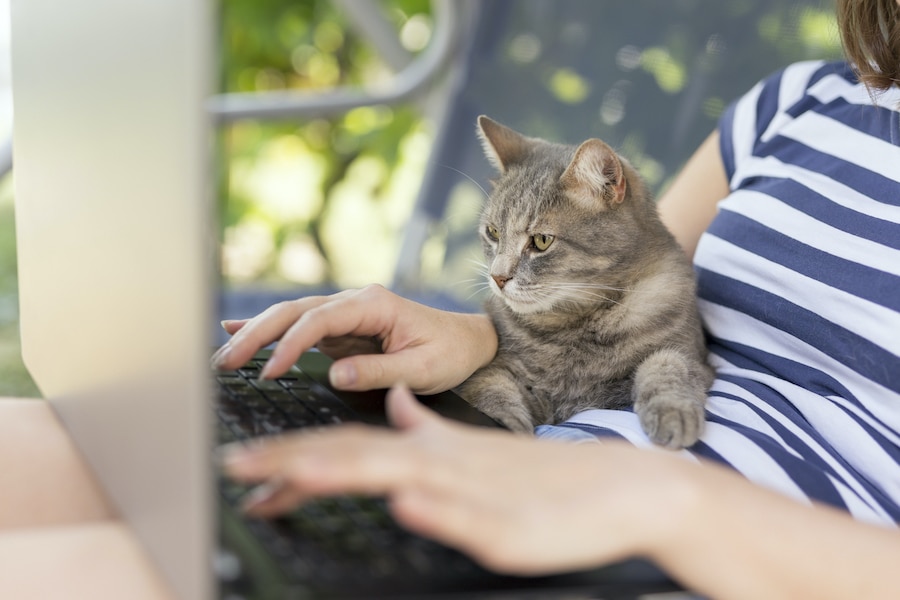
[[457, 282, 485, 294], [438, 164, 490, 201], [460, 280, 491, 294], [457, 271, 490, 286], [462, 271, 491, 286], [464, 284, 492, 302], [465, 258, 490, 272], [544, 282, 635, 293]]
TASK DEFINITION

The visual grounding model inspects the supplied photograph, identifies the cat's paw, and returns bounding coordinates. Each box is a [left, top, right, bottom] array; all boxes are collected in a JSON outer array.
[[480, 405, 535, 435], [496, 414, 536, 435], [636, 397, 705, 450]]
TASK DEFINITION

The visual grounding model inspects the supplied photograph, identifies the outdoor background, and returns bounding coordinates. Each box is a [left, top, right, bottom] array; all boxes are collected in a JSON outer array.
[[0, 0, 843, 398]]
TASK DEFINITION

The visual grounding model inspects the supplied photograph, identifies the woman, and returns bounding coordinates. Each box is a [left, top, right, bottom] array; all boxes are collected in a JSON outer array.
[[215, 0, 900, 597]]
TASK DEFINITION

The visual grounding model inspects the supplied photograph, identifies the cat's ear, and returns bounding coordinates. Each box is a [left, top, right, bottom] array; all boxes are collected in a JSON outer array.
[[476, 115, 533, 173], [559, 139, 627, 208]]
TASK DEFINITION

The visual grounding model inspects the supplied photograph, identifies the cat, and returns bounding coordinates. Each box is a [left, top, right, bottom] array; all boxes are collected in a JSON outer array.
[[457, 116, 713, 449]]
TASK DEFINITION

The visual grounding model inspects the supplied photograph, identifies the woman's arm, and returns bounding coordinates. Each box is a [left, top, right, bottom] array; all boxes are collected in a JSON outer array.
[[657, 130, 730, 259], [224, 386, 900, 600], [663, 462, 900, 600]]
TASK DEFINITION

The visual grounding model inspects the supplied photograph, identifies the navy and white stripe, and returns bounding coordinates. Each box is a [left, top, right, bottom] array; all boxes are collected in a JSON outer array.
[[536, 61, 900, 526]]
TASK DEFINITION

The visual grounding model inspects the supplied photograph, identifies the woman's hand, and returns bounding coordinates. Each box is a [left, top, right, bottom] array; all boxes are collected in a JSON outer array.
[[211, 285, 498, 395], [222, 387, 900, 599], [222, 385, 691, 576]]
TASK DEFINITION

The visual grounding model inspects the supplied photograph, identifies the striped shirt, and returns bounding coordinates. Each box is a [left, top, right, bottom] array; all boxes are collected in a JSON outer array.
[[536, 61, 900, 526]]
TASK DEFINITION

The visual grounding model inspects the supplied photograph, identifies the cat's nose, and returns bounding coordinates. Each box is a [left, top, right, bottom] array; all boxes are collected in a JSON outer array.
[[492, 274, 511, 289]]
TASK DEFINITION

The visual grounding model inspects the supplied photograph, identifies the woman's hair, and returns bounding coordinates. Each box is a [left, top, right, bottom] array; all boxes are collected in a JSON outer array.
[[836, 0, 900, 92]]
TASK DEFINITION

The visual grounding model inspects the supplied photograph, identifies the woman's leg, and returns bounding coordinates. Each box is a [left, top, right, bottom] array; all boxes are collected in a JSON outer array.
[[0, 398, 114, 529], [0, 399, 172, 598]]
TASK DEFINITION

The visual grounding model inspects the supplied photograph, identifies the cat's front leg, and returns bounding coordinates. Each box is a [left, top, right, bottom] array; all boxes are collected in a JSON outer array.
[[632, 348, 712, 449], [458, 365, 536, 434]]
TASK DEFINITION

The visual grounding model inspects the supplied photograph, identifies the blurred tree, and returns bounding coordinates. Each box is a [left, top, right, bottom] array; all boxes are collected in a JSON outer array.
[[0, 175, 41, 397], [217, 0, 843, 303], [0, 0, 846, 394], [218, 0, 434, 290]]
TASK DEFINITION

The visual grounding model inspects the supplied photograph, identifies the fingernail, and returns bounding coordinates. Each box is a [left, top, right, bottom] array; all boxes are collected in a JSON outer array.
[[220, 319, 235, 330], [241, 478, 283, 512], [258, 360, 276, 380], [218, 442, 261, 471], [329, 363, 357, 388], [211, 343, 231, 369]]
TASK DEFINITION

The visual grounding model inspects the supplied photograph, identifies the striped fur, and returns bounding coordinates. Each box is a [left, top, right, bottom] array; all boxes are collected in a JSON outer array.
[[459, 117, 712, 448]]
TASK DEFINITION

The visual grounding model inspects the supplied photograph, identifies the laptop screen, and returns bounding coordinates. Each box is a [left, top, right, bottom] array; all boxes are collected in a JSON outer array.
[[11, 0, 215, 597]]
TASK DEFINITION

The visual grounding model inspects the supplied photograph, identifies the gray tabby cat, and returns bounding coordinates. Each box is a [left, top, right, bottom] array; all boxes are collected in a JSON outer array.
[[458, 116, 713, 449]]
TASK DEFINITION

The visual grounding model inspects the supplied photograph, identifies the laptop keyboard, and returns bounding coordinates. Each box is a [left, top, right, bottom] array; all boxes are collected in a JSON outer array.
[[215, 357, 486, 592], [216, 359, 350, 438]]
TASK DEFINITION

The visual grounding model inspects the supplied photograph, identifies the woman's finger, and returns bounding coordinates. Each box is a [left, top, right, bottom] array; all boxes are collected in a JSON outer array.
[[212, 295, 338, 370], [260, 286, 404, 379], [220, 319, 249, 335], [222, 426, 428, 499], [240, 478, 308, 518], [384, 384, 439, 429], [326, 352, 434, 392]]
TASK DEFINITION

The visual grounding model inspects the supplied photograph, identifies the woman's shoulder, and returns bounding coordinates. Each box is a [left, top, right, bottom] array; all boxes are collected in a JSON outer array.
[[758, 60, 856, 94], [738, 59, 897, 130], [738, 60, 859, 129], [718, 59, 899, 181]]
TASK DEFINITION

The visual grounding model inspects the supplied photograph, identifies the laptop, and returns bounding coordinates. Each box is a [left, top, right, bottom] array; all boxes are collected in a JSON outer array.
[[10, 0, 678, 598]]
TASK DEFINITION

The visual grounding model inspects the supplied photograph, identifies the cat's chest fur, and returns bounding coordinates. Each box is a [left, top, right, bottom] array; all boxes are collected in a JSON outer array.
[[491, 315, 628, 418], [484, 273, 677, 416], [490, 297, 625, 374]]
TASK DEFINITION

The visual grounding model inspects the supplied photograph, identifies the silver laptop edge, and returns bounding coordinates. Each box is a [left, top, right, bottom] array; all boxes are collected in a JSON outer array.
[[11, 1, 214, 598]]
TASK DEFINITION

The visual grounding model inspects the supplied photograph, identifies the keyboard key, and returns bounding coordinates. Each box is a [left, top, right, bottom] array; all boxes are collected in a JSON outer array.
[[250, 378, 283, 392], [280, 377, 311, 390]]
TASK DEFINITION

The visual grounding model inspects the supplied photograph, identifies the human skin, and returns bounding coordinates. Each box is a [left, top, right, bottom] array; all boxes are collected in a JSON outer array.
[[212, 286, 498, 395], [0, 399, 173, 600]]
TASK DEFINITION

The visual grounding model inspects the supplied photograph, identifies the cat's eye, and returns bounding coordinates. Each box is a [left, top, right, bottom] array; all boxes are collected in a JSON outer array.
[[486, 225, 501, 241], [532, 233, 555, 251]]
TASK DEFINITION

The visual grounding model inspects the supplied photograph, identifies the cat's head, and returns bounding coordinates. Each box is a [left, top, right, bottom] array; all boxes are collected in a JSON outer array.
[[476, 115, 653, 315]]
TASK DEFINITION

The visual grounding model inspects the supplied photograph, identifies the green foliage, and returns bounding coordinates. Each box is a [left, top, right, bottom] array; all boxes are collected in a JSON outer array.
[[0, 0, 848, 394], [0, 176, 41, 397], [218, 0, 435, 289], [217, 0, 843, 298]]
